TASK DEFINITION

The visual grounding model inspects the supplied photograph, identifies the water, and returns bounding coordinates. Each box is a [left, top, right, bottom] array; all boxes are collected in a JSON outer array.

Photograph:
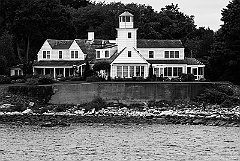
[[0, 124, 240, 161]]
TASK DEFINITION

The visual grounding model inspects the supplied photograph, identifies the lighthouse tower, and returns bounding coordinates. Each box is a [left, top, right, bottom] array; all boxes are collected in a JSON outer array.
[[116, 11, 138, 52]]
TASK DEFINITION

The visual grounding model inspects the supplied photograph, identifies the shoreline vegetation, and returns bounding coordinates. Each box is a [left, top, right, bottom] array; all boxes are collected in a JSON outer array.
[[0, 83, 240, 127]]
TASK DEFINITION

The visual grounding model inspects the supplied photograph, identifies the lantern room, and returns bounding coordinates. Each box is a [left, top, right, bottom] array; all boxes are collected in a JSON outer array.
[[119, 11, 134, 28]]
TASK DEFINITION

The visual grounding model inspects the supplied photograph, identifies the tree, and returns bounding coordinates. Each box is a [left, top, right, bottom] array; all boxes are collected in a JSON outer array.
[[209, 0, 240, 84], [0, 31, 15, 67]]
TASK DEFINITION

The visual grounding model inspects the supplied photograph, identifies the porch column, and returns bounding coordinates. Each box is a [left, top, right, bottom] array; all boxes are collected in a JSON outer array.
[[43, 68, 46, 75], [53, 68, 56, 79], [80, 66, 83, 76], [63, 68, 66, 77]]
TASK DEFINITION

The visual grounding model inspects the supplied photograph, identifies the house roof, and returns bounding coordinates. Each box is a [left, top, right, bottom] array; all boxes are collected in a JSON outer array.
[[33, 60, 85, 67], [47, 39, 74, 49], [137, 39, 184, 48], [119, 11, 133, 17], [91, 48, 126, 64], [147, 58, 204, 65]]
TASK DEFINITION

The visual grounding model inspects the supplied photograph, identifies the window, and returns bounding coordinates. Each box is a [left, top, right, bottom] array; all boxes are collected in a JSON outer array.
[[198, 67, 204, 75], [117, 66, 122, 77], [59, 51, 62, 59], [123, 66, 128, 77], [149, 51, 154, 58], [71, 51, 74, 58], [170, 51, 174, 58], [175, 51, 179, 58], [122, 16, 126, 22], [173, 67, 183, 76], [136, 66, 140, 76], [165, 51, 169, 58], [43, 51, 50, 59], [71, 51, 79, 59], [128, 32, 131, 38], [164, 67, 172, 77], [187, 67, 191, 74], [75, 51, 78, 58], [130, 66, 134, 77], [128, 51, 131, 57], [141, 66, 144, 77], [96, 51, 100, 58], [43, 51, 46, 59], [164, 51, 180, 58], [105, 51, 109, 58], [126, 16, 130, 22]]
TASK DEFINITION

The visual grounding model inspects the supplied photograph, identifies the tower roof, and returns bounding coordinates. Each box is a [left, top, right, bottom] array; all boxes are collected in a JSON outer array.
[[119, 11, 133, 17]]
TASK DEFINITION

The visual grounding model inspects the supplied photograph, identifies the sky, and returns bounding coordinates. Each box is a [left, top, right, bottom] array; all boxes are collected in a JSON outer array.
[[98, 0, 231, 31]]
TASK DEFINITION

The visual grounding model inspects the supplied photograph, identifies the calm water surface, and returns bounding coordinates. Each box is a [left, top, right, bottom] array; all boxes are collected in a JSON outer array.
[[0, 123, 239, 161]]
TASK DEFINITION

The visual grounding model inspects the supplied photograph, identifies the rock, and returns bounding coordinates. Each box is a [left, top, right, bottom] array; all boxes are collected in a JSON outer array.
[[22, 109, 33, 114], [192, 118, 206, 125], [40, 121, 56, 127]]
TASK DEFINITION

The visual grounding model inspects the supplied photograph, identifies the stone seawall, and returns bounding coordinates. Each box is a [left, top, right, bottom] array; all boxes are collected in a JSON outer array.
[[50, 82, 213, 105]]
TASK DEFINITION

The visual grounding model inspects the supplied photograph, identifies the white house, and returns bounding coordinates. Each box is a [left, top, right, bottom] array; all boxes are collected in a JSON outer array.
[[94, 11, 205, 80], [33, 11, 205, 80]]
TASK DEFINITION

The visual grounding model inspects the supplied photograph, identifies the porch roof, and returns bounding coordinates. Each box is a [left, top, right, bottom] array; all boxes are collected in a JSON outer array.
[[147, 58, 204, 65], [33, 60, 85, 67]]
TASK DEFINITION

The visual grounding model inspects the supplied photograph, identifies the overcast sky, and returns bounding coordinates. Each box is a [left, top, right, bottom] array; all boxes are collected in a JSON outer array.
[[98, 0, 230, 31]]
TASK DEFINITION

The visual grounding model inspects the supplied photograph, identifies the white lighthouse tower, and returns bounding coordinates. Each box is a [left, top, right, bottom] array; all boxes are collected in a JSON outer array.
[[116, 11, 138, 52]]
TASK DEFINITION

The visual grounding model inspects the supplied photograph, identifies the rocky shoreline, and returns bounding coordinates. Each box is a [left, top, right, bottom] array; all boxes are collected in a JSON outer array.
[[0, 113, 239, 127], [1, 84, 240, 127]]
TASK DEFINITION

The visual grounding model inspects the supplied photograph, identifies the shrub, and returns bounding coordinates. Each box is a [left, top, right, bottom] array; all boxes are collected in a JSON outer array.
[[0, 75, 11, 84], [171, 77, 181, 82], [10, 75, 25, 80], [38, 75, 54, 85], [179, 73, 195, 82], [26, 78, 39, 85], [70, 76, 85, 81], [86, 75, 105, 82]]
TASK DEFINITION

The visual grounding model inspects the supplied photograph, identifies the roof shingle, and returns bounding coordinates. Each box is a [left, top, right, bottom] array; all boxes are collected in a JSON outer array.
[[47, 39, 74, 49], [137, 39, 184, 48]]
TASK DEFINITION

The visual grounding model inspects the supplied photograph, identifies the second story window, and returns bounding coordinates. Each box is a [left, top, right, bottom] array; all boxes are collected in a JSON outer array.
[[149, 51, 154, 58], [128, 32, 131, 38], [128, 51, 131, 57], [96, 51, 100, 58], [71, 51, 78, 59], [164, 51, 180, 58], [105, 50, 109, 58], [59, 51, 62, 59], [75, 51, 78, 58], [43, 51, 50, 59]]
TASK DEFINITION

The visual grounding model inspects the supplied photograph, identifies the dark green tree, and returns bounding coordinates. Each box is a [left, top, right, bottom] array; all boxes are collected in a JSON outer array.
[[209, 0, 240, 84]]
